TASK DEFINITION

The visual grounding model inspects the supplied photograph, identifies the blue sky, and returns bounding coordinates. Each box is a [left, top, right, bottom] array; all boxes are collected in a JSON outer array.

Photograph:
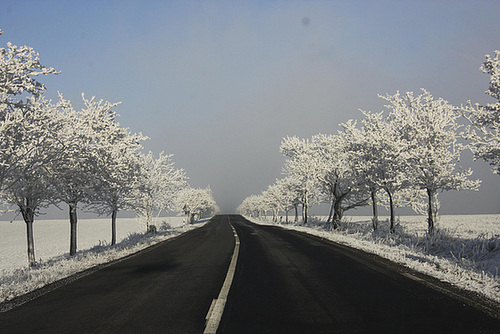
[[1, 0, 499, 214]]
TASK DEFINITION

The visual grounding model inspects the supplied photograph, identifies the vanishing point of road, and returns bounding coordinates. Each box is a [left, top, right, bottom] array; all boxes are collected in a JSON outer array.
[[1, 215, 500, 333]]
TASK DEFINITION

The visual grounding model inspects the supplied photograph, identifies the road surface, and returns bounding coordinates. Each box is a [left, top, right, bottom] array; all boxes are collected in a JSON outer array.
[[1, 215, 499, 333], [0, 216, 235, 333], [220, 216, 500, 333]]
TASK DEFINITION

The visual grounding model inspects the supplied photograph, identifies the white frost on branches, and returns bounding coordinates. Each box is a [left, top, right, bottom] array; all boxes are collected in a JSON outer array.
[[0, 31, 59, 110], [79, 95, 148, 245], [136, 151, 187, 230], [310, 133, 368, 228], [0, 29, 191, 267], [341, 110, 409, 231], [0, 30, 60, 267], [463, 50, 500, 175], [379, 89, 480, 233], [280, 136, 321, 224], [176, 186, 219, 224], [2, 96, 67, 266], [240, 88, 481, 234]]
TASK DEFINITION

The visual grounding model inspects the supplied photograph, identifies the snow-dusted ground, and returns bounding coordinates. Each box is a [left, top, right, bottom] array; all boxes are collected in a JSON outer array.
[[250, 214, 500, 303], [0, 216, 204, 304]]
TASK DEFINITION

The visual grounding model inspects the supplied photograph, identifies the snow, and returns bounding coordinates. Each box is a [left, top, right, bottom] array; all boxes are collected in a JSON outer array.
[[0, 216, 204, 304], [250, 214, 500, 303]]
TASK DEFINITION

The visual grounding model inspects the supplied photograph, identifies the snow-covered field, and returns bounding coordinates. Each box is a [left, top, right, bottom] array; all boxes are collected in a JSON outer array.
[[0, 216, 203, 304], [251, 214, 500, 303]]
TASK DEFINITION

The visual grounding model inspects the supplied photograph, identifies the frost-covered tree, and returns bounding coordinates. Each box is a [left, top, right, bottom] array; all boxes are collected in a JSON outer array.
[[0, 29, 59, 111], [236, 196, 253, 217], [136, 151, 187, 231], [462, 50, 500, 175], [82, 106, 147, 245], [0, 29, 59, 191], [382, 89, 480, 233], [341, 111, 409, 232], [237, 179, 300, 222], [2, 96, 66, 266], [310, 133, 368, 229], [259, 178, 304, 223], [51, 94, 127, 255], [280, 136, 321, 224], [176, 186, 218, 224], [86, 152, 143, 245], [237, 195, 265, 218], [261, 183, 287, 223], [274, 177, 302, 223], [0, 30, 60, 267]]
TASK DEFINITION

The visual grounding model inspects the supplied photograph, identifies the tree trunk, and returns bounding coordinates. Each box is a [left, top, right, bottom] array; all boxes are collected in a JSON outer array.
[[146, 200, 152, 231], [371, 189, 379, 231], [386, 188, 395, 233], [327, 196, 335, 224], [427, 188, 435, 235], [25, 218, 36, 267], [190, 213, 195, 224], [294, 204, 298, 223], [69, 202, 78, 256], [111, 209, 117, 246], [20, 199, 36, 267], [303, 202, 308, 225], [303, 189, 309, 225], [332, 198, 343, 230]]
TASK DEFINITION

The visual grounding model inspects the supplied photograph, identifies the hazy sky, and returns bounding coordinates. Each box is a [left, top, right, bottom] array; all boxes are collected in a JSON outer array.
[[1, 0, 499, 215]]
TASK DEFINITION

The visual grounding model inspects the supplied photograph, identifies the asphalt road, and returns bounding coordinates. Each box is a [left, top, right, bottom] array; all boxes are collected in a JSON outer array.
[[1, 214, 500, 333], [219, 215, 500, 333], [0, 216, 235, 333]]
